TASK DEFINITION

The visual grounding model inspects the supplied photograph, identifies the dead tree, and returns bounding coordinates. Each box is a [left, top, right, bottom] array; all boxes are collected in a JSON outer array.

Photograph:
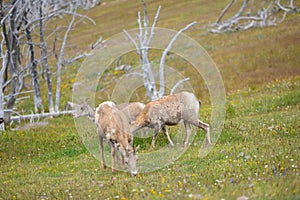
[[124, 1, 196, 100], [2, 0, 22, 123], [24, 6, 44, 113], [209, 0, 299, 33], [39, 1, 54, 113], [0, 32, 6, 131], [0, 0, 97, 127], [54, 2, 78, 112]]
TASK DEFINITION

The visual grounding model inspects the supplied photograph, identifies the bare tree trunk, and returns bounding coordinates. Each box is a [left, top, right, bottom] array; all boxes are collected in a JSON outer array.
[[5, 0, 20, 123], [1, 0, 9, 128], [24, 9, 44, 113], [39, 1, 54, 113], [0, 0, 9, 94], [0, 32, 6, 131], [55, 3, 78, 112], [10, 110, 75, 123]]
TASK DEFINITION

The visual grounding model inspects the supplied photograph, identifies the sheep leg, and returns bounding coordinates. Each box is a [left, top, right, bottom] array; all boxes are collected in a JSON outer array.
[[150, 126, 160, 149], [190, 119, 211, 145], [121, 153, 125, 165], [99, 135, 107, 169], [183, 122, 192, 146], [162, 126, 174, 147], [111, 144, 117, 172], [114, 149, 122, 165]]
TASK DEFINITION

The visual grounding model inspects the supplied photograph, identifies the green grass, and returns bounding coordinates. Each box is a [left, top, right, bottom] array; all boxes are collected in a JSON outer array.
[[1, 0, 300, 199], [1, 77, 299, 199]]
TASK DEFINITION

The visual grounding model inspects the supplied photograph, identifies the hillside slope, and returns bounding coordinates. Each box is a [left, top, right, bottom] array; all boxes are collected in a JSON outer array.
[[61, 0, 300, 92]]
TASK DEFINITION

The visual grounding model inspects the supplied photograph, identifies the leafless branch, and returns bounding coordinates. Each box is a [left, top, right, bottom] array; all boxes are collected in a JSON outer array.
[[123, 30, 141, 55], [159, 21, 196, 96], [232, 0, 249, 19], [147, 5, 161, 46], [170, 78, 190, 94], [142, 0, 149, 45], [209, 0, 299, 33], [58, 11, 96, 25], [276, 0, 291, 12], [215, 0, 235, 24], [64, 53, 92, 64], [126, 72, 144, 77], [137, 11, 143, 48], [55, 3, 78, 112], [89, 36, 104, 49], [0, 0, 22, 24]]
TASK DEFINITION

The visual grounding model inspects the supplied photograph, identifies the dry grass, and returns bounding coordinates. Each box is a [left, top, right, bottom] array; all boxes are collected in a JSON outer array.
[[52, 0, 300, 94]]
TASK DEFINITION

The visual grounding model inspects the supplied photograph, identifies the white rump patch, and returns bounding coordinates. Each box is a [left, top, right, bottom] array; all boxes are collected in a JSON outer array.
[[102, 101, 116, 107]]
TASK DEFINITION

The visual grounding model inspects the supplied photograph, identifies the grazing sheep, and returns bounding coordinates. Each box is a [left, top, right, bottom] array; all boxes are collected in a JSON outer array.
[[95, 101, 139, 176], [130, 91, 210, 148], [116, 102, 145, 123], [67, 101, 144, 124]]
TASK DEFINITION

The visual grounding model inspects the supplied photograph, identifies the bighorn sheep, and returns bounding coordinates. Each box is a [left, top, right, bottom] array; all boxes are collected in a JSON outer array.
[[130, 91, 210, 148], [66, 101, 145, 124], [95, 101, 139, 176]]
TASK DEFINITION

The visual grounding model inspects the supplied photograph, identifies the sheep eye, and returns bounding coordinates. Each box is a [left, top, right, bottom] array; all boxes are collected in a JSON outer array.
[[110, 139, 117, 145]]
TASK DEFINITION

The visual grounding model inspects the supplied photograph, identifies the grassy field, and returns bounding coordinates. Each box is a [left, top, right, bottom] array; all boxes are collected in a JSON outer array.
[[1, 0, 300, 199], [1, 77, 299, 199]]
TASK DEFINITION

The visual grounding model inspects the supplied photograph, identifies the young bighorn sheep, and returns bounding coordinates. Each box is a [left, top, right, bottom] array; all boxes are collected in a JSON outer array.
[[66, 101, 145, 124], [95, 101, 139, 176], [130, 91, 210, 148]]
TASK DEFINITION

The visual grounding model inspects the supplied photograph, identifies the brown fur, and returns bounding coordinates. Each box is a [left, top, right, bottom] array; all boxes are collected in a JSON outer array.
[[95, 101, 138, 176], [116, 102, 145, 123], [131, 91, 210, 148], [67, 101, 144, 125]]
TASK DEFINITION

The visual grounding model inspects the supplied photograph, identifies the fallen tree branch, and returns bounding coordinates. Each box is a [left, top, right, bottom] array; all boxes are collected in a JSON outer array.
[[10, 110, 75, 123], [209, 0, 299, 33]]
